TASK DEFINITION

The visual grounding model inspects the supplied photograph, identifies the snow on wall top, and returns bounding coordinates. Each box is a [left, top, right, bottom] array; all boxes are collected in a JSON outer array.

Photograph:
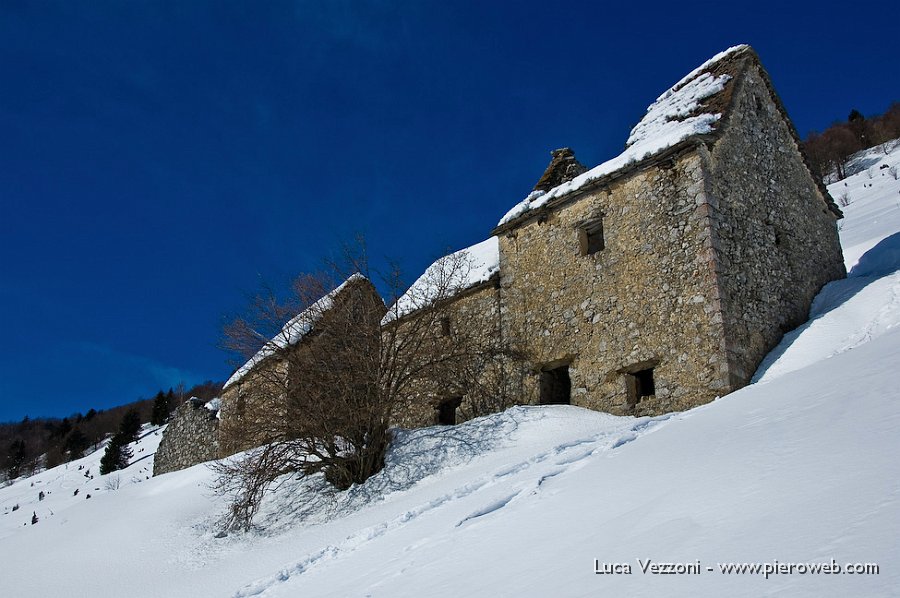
[[224, 273, 369, 389], [383, 237, 500, 324], [497, 44, 749, 227]]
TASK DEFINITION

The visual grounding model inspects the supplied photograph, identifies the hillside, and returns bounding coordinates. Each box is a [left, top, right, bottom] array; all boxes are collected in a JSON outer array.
[[1, 144, 899, 597]]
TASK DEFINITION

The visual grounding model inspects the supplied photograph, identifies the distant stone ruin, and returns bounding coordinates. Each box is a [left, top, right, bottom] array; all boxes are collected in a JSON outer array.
[[153, 398, 219, 475]]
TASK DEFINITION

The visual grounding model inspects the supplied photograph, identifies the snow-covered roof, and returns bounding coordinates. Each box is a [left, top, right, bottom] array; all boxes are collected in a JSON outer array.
[[383, 237, 500, 324], [497, 44, 750, 228], [224, 273, 370, 389]]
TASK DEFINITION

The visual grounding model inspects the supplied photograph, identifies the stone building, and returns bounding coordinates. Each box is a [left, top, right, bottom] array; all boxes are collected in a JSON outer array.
[[154, 45, 845, 474], [380, 237, 512, 428], [394, 44, 844, 421], [216, 273, 384, 457], [153, 274, 384, 475]]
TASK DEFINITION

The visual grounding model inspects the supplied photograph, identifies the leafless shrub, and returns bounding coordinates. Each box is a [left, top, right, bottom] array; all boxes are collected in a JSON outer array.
[[838, 191, 851, 207], [103, 475, 121, 491], [213, 241, 528, 531], [890, 165, 899, 180]]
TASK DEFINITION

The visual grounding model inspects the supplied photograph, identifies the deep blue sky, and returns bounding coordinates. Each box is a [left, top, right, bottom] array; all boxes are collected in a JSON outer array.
[[1, 1, 897, 421]]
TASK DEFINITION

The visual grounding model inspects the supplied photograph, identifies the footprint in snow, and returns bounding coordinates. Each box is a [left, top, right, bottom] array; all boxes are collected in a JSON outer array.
[[456, 491, 521, 528]]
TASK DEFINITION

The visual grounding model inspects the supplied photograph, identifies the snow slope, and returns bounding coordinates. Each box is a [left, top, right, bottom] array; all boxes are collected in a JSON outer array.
[[0, 424, 162, 540], [2, 144, 899, 597]]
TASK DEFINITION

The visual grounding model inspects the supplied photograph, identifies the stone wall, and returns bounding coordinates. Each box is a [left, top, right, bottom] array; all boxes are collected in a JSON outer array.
[[153, 399, 220, 476], [216, 359, 289, 458], [498, 149, 731, 416], [704, 65, 846, 386], [389, 281, 507, 428]]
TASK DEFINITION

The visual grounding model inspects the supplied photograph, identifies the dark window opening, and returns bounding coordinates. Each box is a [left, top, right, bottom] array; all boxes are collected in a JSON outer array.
[[436, 396, 462, 425], [236, 396, 246, 417], [635, 368, 655, 397], [440, 316, 451, 337], [579, 220, 605, 255], [540, 365, 571, 405], [625, 368, 655, 409]]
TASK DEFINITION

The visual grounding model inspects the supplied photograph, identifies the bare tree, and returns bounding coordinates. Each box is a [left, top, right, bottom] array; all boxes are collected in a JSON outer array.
[[213, 244, 526, 530]]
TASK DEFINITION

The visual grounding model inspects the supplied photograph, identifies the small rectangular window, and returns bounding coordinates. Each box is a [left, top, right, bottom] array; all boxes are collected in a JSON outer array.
[[625, 367, 655, 410], [579, 219, 604, 255], [634, 368, 655, 397], [440, 316, 451, 337]]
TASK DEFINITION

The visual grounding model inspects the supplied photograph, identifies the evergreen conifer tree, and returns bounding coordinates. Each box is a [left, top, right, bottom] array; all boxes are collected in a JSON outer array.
[[150, 391, 171, 426], [5, 439, 27, 480], [99, 408, 143, 474], [99, 434, 133, 475], [118, 409, 141, 443], [99, 437, 121, 475]]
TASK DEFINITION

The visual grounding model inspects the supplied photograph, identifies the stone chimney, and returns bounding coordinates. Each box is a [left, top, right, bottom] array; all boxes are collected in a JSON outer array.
[[532, 147, 587, 192]]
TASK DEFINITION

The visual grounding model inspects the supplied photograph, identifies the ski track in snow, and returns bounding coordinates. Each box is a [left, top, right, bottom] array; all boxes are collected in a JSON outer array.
[[232, 414, 675, 597]]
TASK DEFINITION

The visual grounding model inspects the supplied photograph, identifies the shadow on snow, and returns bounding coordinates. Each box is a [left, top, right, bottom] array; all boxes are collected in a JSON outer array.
[[753, 232, 900, 382]]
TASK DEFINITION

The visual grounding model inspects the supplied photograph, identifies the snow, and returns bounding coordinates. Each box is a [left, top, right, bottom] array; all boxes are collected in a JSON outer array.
[[224, 273, 368, 388], [383, 236, 500, 323], [0, 424, 162, 541], [829, 143, 900, 272], [204, 398, 222, 412], [2, 140, 899, 597], [497, 45, 747, 227]]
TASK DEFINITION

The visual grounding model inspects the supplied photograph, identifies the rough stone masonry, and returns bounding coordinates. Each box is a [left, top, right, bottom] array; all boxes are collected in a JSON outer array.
[[487, 45, 843, 417]]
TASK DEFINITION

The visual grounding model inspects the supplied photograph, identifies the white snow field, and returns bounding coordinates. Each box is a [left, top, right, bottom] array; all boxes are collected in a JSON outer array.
[[2, 144, 900, 597]]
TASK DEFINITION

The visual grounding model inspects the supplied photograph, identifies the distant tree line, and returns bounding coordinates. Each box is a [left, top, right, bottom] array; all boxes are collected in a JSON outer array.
[[802, 103, 900, 181], [1, 380, 223, 482]]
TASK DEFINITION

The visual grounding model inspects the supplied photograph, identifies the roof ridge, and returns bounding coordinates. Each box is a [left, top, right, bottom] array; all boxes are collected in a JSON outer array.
[[223, 272, 373, 389], [496, 46, 752, 230]]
